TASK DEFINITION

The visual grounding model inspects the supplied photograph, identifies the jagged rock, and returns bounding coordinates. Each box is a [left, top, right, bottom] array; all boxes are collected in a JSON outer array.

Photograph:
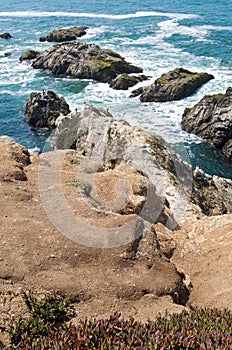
[[32, 42, 143, 83], [53, 104, 232, 218], [53, 104, 192, 225], [39, 26, 88, 42], [191, 168, 232, 215], [181, 87, 232, 161], [52, 111, 81, 149], [109, 73, 148, 90], [20, 50, 40, 62], [0, 32, 12, 39], [25, 90, 71, 129], [0, 136, 31, 181], [131, 68, 214, 102]]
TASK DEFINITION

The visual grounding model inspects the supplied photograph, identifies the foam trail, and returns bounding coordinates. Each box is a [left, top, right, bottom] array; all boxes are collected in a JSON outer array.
[[0, 11, 199, 20]]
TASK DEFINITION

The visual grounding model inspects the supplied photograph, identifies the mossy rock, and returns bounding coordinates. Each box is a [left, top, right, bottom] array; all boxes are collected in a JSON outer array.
[[20, 50, 40, 62], [131, 68, 214, 102], [110, 73, 148, 90], [32, 42, 143, 83]]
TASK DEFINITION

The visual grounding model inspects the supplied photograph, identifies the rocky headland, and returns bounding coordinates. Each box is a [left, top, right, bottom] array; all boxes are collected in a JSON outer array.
[[130, 68, 214, 102], [182, 87, 232, 161], [0, 104, 232, 344]]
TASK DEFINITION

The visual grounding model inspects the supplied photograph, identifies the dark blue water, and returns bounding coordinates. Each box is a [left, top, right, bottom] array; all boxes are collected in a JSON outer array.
[[0, 0, 232, 177]]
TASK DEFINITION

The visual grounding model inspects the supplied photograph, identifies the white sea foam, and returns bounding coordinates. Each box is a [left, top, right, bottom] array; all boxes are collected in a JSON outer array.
[[80, 26, 106, 40], [0, 11, 199, 20]]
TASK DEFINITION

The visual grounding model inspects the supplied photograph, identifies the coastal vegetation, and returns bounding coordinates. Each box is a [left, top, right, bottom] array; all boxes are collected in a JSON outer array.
[[7, 292, 232, 349]]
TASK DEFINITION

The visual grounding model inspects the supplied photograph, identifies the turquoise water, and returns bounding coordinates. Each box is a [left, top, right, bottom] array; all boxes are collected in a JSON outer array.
[[0, 0, 232, 177]]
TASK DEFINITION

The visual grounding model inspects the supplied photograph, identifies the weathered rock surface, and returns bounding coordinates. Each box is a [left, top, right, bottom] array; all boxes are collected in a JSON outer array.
[[109, 73, 148, 90], [32, 42, 143, 83], [39, 26, 88, 42], [181, 87, 232, 161], [53, 105, 193, 227], [0, 137, 191, 344], [130, 68, 214, 102], [0, 136, 31, 181], [53, 104, 232, 219], [0, 32, 12, 39], [20, 49, 40, 62], [25, 90, 71, 129], [191, 168, 232, 215]]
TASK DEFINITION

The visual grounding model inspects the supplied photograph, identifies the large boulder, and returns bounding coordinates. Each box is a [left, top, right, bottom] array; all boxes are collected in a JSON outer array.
[[0, 32, 12, 39], [32, 42, 143, 83], [181, 87, 232, 161], [20, 50, 40, 62], [130, 68, 214, 102], [39, 26, 88, 42], [25, 90, 71, 129]]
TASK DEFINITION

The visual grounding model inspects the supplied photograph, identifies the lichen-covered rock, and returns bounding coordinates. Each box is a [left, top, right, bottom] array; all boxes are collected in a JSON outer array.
[[20, 50, 40, 62], [32, 42, 143, 83], [25, 90, 71, 129], [131, 68, 214, 102], [39, 26, 88, 42], [181, 87, 232, 161], [0, 32, 12, 39], [109, 73, 148, 90]]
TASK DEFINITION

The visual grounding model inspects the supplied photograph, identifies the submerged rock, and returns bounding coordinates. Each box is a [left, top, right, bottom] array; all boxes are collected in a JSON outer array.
[[39, 26, 88, 42], [181, 87, 232, 161], [0, 32, 12, 39], [20, 50, 40, 62], [25, 90, 71, 129], [32, 42, 143, 83], [131, 68, 214, 102]]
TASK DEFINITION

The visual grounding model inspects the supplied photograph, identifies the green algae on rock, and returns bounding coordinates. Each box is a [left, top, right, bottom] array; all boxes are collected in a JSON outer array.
[[131, 68, 214, 102], [32, 42, 143, 83]]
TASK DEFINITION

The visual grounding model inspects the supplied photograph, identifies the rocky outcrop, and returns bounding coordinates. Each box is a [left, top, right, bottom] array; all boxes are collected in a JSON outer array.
[[53, 104, 194, 227], [39, 26, 88, 42], [0, 136, 31, 181], [20, 50, 40, 62], [130, 68, 214, 102], [32, 42, 143, 83], [181, 87, 232, 161], [191, 168, 232, 215], [0, 32, 12, 39], [53, 104, 232, 220], [109, 73, 148, 90], [25, 90, 71, 129]]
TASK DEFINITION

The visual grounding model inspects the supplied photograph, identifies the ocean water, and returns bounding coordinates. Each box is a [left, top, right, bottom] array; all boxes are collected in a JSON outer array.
[[0, 0, 232, 178]]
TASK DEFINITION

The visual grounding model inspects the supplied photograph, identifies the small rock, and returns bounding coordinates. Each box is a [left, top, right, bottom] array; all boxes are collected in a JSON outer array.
[[0, 32, 12, 39]]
